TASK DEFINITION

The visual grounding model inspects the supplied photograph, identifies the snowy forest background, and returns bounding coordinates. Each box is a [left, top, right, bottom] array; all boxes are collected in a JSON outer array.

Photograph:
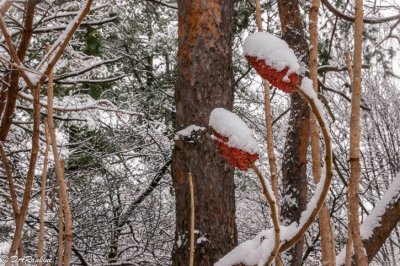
[[0, 0, 399, 265]]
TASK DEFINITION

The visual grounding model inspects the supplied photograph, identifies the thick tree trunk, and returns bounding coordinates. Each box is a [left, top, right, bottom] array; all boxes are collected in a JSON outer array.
[[277, 0, 310, 264], [172, 1, 237, 265]]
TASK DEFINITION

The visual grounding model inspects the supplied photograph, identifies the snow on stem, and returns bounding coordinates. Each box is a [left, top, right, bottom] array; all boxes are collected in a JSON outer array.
[[250, 162, 280, 266], [278, 83, 333, 251]]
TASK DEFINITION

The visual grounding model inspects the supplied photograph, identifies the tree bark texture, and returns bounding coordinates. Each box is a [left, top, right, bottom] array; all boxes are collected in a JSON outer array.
[[277, 0, 310, 264], [172, 1, 237, 265]]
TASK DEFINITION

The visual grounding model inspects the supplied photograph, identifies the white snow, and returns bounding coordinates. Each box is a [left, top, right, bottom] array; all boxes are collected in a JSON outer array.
[[301, 77, 329, 128], [361, 174, 400, 239], [209, 108, 258, 154], [214, 229, 275, 266], [197, 236, 208, 244], [25, 71, 41, 86], [174, 125, 205, 140], [243, 32, 300, 81]]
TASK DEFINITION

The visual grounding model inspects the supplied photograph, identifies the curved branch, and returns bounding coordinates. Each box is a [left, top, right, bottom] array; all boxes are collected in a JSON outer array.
[[279, 85, 333, 252], [321, 0, 400, 24]]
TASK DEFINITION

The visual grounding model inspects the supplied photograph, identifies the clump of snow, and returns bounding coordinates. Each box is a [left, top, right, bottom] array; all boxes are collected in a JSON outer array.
[[300, 77, 316, 99], [209, 108, 258, 154], [301, 77, 329, 129], [174, 125, 205, 140], [197, 236, 208, 244], [25, 72, 41, 86], [215, 229, 275, 266], [243, 32, 300, 78]]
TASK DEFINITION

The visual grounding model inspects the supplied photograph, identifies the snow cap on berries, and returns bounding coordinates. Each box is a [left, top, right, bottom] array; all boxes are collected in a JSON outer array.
[[243, 32, 300, 93], [209, 108, 259, 171]]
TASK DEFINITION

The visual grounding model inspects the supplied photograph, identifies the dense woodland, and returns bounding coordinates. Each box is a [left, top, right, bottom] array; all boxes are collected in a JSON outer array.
[[0, 0, 399, 265]]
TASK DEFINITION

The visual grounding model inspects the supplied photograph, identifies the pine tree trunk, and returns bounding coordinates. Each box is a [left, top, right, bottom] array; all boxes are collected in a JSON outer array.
[[277, 0, 310, 264], [172, 1, 237, 265]]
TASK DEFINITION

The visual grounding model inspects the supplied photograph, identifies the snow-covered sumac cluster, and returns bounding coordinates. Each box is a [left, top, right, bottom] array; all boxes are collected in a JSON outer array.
[[210, 128, 259, 171], [243, 32, 301, 93], [245, 56, 300, 93], [209, 108, 259, 171]]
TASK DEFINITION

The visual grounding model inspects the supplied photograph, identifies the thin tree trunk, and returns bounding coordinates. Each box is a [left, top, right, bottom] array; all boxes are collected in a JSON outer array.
[[344, 50, 354, 266], [188, 173, 194, 266], [254, 1, 282, 264], [37, 120, 50, 266], [309, 0, 336, 264], [47, 62, 73, 266], [58, 193, 63, 266], [347, 0, 368, 263], [0, 143, 24, 263], [6, 83, 40, 266], [172, 1, 237, 265]]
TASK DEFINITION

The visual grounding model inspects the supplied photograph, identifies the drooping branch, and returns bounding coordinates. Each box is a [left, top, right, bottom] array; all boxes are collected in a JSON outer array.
[[321, 0, 400, 24], [18, 91, 142, 116], [118, 159, 171, 228], [54, 57, 123, 81]]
